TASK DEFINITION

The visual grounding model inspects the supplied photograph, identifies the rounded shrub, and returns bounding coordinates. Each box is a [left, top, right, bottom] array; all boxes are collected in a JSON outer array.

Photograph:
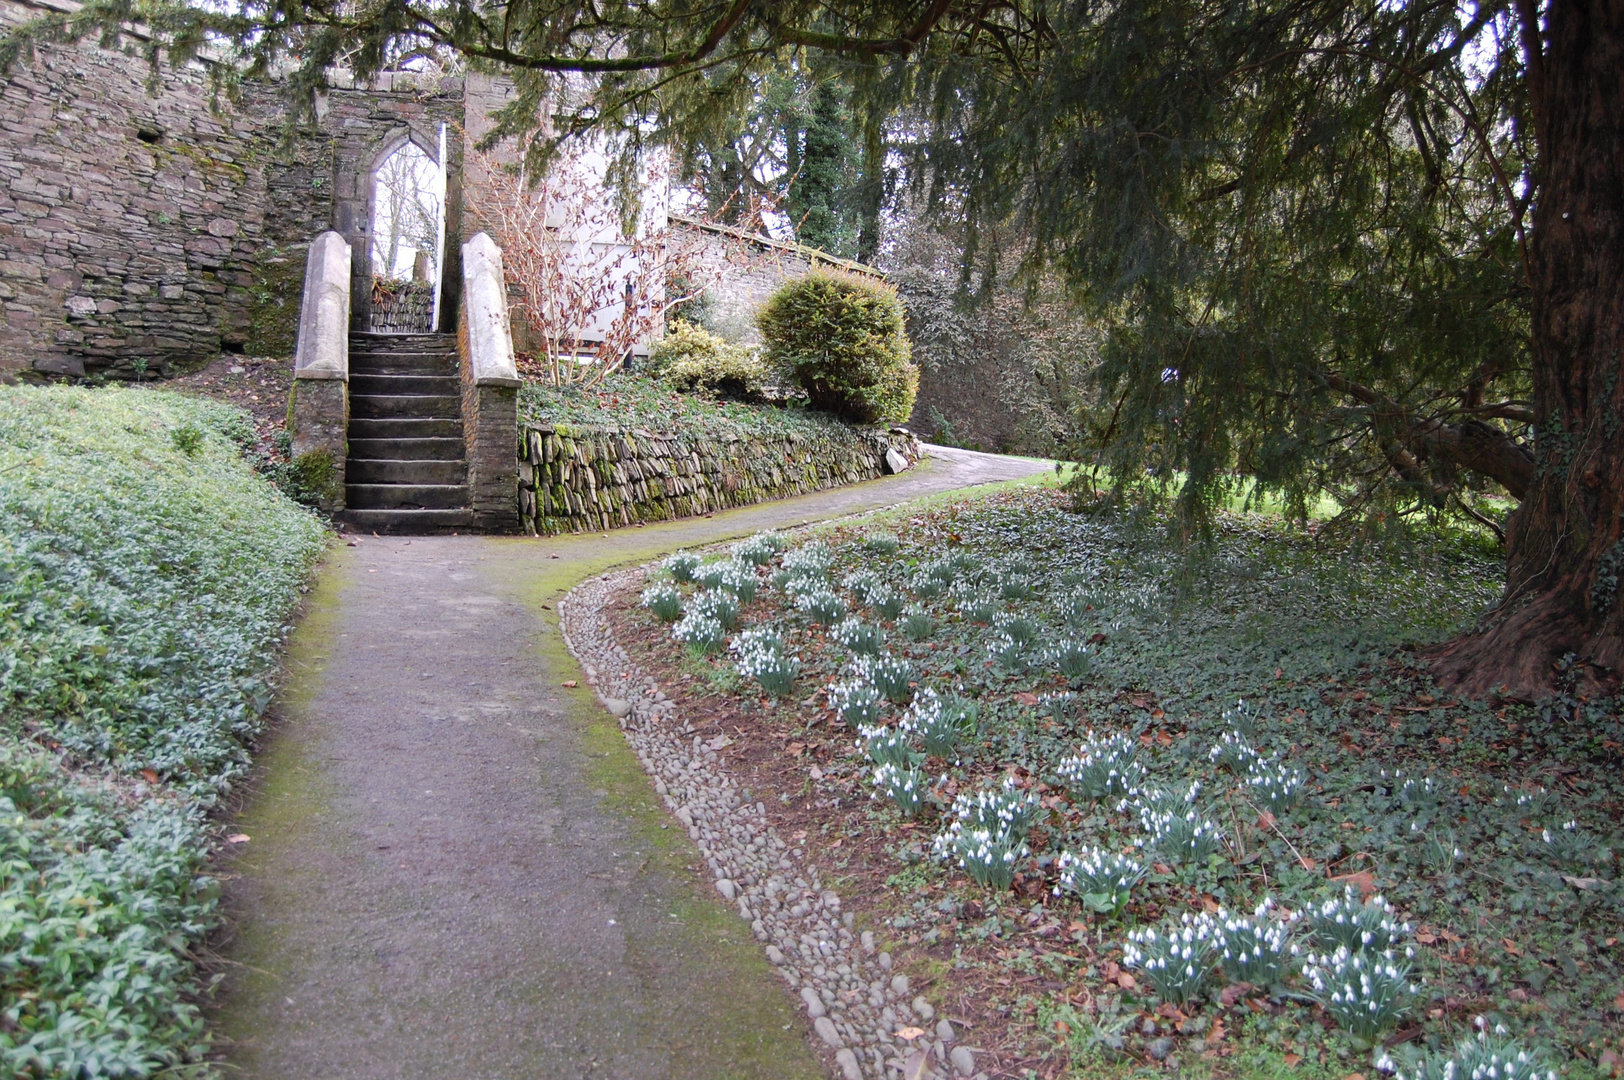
[[647, 319, 766, 399], [756, 270, 919, 425]]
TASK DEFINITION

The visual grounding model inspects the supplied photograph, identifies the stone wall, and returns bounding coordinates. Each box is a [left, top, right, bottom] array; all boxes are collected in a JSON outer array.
[[673, 217, 883, 345], [0, 0, 463, 379], [519, 423, 921, 535]]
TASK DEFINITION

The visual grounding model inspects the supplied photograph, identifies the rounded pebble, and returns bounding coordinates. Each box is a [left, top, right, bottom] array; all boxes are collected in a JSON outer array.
[[950, 1045, 976, 1076]]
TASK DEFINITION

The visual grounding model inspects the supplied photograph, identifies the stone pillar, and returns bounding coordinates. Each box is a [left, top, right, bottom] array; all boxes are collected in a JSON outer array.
[[289, 231, 351, 512], [459, 232, 522, 531]]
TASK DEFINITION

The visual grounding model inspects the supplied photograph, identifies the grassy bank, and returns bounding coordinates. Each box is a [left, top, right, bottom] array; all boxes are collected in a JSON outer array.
[[519, 372, 870, 440], [617, 487, 1622, 1077], [0, 386, 326, 1077]]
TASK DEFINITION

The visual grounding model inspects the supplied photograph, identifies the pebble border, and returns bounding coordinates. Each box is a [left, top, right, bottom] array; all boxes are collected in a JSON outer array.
[[560, 569, 988, 1080]]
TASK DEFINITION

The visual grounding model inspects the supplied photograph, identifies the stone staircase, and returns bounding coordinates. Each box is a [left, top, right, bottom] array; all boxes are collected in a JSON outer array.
[[340, 332, 474, 532]]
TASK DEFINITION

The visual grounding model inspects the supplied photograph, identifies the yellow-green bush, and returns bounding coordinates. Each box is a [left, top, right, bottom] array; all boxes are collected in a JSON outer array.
[[757, 270, 918, 425], [647, 320, 766, 400]]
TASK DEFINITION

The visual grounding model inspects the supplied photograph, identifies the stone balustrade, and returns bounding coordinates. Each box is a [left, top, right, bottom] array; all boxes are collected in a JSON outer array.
[[287, 231, 351, 511], [458, 231, 522, 531]]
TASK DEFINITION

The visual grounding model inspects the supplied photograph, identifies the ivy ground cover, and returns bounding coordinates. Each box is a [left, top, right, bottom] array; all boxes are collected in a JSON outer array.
[[520, 371, 870, 440], [611, 486, 1622, 1079], [0, 386, 326, 1077]]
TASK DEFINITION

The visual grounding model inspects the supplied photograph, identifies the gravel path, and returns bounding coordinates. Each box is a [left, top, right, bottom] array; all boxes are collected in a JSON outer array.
[[212, 446, 1047, 1080]]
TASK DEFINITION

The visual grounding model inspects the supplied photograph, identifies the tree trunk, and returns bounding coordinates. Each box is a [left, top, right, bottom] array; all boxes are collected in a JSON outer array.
[[1428, 0, 1624, 699]]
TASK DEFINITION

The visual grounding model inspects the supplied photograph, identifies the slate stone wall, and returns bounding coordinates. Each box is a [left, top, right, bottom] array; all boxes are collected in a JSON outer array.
[[519, 423, 921, 535], [673, 219, 882, 346], [0, 0, 462, 379]]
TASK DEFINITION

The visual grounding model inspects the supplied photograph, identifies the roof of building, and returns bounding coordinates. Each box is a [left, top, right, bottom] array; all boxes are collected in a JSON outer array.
[[668, 214, 886, 279]]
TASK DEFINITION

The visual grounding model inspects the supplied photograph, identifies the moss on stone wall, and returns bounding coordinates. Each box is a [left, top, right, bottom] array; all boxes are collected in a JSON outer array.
[[247, 243, 308, 358]]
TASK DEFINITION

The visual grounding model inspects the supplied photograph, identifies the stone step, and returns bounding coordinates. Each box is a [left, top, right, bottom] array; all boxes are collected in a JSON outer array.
[[348, 417, 463, 440], [350, 394, 462, 420], [350, 332, 456, 351], [349, 354, 458, 376], [350, 372, 460, 396], [336, 508, 477, 534], [345, 483, 470, 510], [345, 458, 467, 485], [348, 436, 465, 461]]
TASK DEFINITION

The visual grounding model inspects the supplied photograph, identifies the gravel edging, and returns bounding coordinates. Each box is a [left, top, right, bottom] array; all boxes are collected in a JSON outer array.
[[560, 569, 988, 1080]]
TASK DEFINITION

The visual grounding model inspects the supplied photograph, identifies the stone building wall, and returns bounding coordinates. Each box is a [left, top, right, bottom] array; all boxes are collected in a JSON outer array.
[[519, 423, 920, 535], [0, 0, 463, 379], [675, 217, 883, 345]]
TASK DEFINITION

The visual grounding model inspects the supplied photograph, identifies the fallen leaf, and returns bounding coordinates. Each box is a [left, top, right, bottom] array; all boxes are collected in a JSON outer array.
[[1151, 708, 1165, 721], [1613, 992, 1624, 1012], [1157, 730, 1173, 747], [1416, 930, 1437, 945], [1153, 862, 1174, 875], [1207, 1017, 1226, 1044], [706, 734, 733, 750], [1116, 972, 1136, 990], [1220, 982, 1253, 1007], [1014, 692, 1040, 706], [787, 742, 806, 756], [1344, 1073, 1367, 1080], [1053, 1018, 1071, 1036], [1284, 1054, 1303, 1067], [1330, 871, 1376, 899], [900, 1049, 931, 1080], [1562, 875, 1604, 890], [1201, 895, 1221, 913], [1501, 938, 1523, 956], [140, 769, 159, 784], [895, 1026, 925, 1040], [1088, 632, 1107, 645], [561, 680, 578, 688], [226, 834, 250, 844]]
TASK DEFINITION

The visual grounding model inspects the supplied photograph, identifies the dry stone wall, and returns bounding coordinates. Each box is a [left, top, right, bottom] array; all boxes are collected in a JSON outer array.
[[0, 0, 463, 379], [520, 423, 921, 535]]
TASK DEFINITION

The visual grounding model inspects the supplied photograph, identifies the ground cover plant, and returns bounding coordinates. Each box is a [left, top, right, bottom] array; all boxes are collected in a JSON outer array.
[[0, 386, 326, 1077], [519, 370, 874, 440], [613, 486, 1623, 1079]]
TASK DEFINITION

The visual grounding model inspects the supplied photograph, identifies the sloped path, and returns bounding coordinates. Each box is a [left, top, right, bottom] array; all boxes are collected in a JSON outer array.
[[212, 446, 1048, 1080]]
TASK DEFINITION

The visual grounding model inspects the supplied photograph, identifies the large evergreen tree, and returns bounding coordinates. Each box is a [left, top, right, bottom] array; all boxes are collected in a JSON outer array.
[[8, 0, 1620, 697]]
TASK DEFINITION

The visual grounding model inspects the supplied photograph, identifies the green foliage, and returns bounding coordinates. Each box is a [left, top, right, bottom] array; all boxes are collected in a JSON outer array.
[[518, 372, 859, 441], [733, 487, 1617, 1061], [0, 385, 325, 1075], [646, 320, 767, 401], [757, 271, 918, 426]]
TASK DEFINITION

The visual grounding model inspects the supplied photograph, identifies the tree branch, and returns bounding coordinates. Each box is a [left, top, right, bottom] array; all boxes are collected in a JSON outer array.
[[1322, 370, 1535, 499]]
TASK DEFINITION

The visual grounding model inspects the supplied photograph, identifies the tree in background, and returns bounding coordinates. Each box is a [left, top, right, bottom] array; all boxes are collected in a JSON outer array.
[[9, 0, 1622, 698], [675, 68, 883, 262], [470, 146, 735, 389]]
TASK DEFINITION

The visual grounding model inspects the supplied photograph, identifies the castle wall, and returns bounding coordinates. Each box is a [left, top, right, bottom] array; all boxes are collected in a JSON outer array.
[[0, 0, 462, 379]]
